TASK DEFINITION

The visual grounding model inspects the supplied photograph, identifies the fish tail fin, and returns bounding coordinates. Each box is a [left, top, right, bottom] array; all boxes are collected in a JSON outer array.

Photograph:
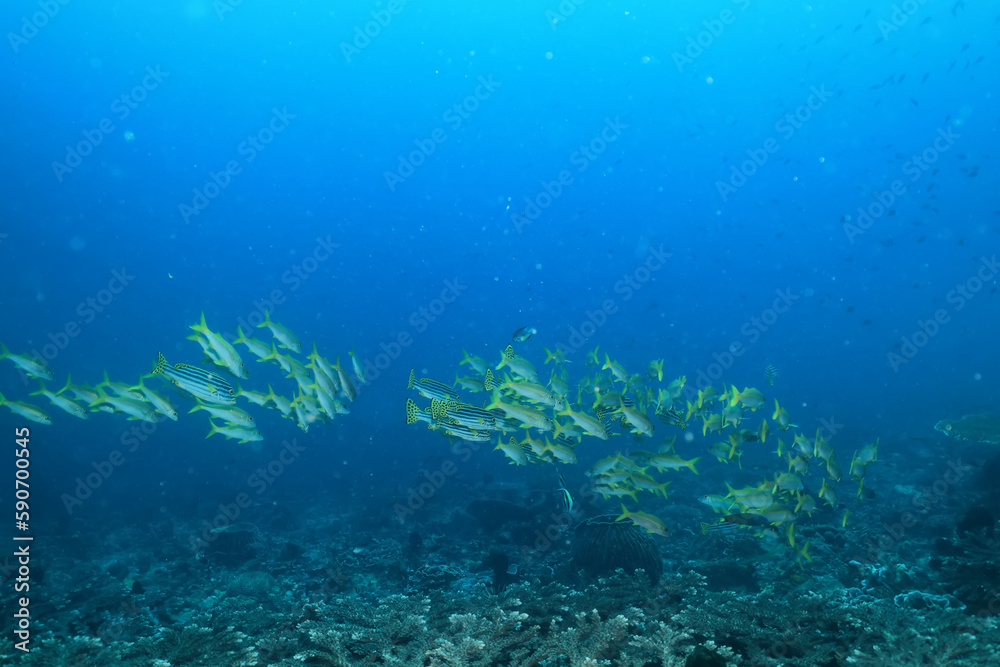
[[0, 342, 9, 359], [190, 311, 209, 335], [205, 419, 219, 438], [87, 388, 107, 408], [57, 373, 73, 395], [28, 380, 46, 397], [152, 352, 168, 375], [405, 398, 419, 425], [700, 522, 711, 536], [687, 457, 701, 475], [0, 392, 6, 404], [257, 344, 277, 363], [407, 368, 415, 390], [257, 308, 272, 329]]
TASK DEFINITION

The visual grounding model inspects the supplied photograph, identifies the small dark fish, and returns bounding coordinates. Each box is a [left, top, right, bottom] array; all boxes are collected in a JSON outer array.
[[512, 326, 537, 343], [764, 363, 778, 386]]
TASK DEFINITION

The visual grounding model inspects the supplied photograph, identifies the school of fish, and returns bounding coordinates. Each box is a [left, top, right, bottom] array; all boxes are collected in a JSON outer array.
[[0, 311, 357, 444], [405, 341, 880, 561]]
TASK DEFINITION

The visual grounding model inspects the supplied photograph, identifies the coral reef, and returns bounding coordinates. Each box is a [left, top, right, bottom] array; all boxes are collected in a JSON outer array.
[[8, 469, 1000, 665], [572, 513, 663, 584]]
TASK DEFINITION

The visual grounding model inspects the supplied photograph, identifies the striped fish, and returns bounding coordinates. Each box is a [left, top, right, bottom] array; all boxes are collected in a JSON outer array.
[[431, 422, 491, 442], [405, 397, 433, 425], [407, 369, 459, 401], [152, 352, 236, 405], [764, 363, 778, 386]]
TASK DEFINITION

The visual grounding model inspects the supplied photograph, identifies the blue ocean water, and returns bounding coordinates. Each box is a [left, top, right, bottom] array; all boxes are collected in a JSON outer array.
[[2, 1, 999, 664]]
